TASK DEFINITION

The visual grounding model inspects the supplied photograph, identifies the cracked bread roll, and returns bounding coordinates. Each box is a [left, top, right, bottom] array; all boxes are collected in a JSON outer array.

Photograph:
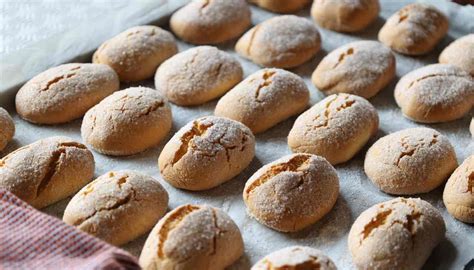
[[249, 0, 310, 13], [139, 204, 244, 270], [63, 170, 168, 246], [394, 64, 474, 123], [378, 3, 448, 55], [0, 136, 94, 209], [170, 0, 251, 45], [236, 15, 321, 68], [81, 87, 172, 156], [364, 127, 457, 195], [215, 68, 309, 134], [443, 155, 474, 223], [252, 246, 336, 270], [15, 63, 119, 125], [439, 34, 474, 76], [288, 93, 379, 165], [155, 46, 243, 106], [243, 153, 339, 232], [348, 197, 445, 270], [93, 25, 177, 82], [0, 108, 14, 151], [158, 116, 255, 190], [311, 0, 380, 33], [312, 41, 395, 99]]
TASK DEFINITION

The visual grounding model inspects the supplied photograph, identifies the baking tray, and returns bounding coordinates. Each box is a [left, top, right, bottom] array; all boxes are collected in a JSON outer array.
[[0, 0, 473, 269]]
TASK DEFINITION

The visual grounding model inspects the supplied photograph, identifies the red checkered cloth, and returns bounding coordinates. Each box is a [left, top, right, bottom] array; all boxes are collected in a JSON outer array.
[[0, 188, 140, 270]]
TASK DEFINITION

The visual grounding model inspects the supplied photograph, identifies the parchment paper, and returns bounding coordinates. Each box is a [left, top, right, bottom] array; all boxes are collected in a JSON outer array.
[[0, 1, 473, 269]]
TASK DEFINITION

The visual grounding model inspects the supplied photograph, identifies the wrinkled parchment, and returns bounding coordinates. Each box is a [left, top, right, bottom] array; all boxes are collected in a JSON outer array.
[[0, 1, 473, 269]]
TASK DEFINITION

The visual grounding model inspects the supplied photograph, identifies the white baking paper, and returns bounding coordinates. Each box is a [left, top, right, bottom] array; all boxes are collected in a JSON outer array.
[[0, 1, 473, 269]]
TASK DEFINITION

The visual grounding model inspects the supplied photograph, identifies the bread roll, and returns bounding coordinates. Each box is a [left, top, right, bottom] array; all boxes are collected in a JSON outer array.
[[439, 34, 474, 76], [16, 63, 119, 124], [159, 116, 255, 190], [443, 155, 474, 223], [215, 68, 309, 133], [0, 136, 94, 208], [155, 46, 243, 106], [93, 25, 177, 81], [394, 64, 474, 123], [63, 170, 168, 245], [349, 197, 445, 270], [243, 153, 339, 232], [249, 0, 309, 13], [81, 87, 172, 156], [236, 15, 321, 68], [311, 0, 380, 32], [139, 204, 244, 270], [312, 40, 395, 99], [378, 3, 448, 55], [170, 0, 251, 45], [288, 94, 379, 165], [364, 127, 457, 195], [252, 246, 336, 270]]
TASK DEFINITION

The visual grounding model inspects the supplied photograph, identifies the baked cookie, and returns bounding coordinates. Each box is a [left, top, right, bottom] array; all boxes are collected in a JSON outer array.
[[139, 204, 244, 270], [378, 3, 448, 55], [243, 153, 339, 232], [170, 0, 251, 44], [312, 40, 395, 99], [215, 68, 309, 133], [394, 64, 474, 123], [311, 0, 380, 32], [439, 34, 474, 76], [288, 94, 379, 165], [349, 197, 445, 270], [158, 116, 255, 190], [236, 15, 321, 68], [155, 46, 243, 106], [364, 127, 457, 195], [93, 25, 177, 81], [443, 155, 474, 223]]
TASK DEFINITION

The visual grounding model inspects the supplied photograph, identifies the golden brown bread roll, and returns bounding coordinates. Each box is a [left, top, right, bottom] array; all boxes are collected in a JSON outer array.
[[311, 0, 380, 32], [81, 87, 172, 156], [252, 246, 337, 270], [215, 68, 309, 134], [312, 40, 395, 99], [378, 3, 448, 55], [364, 127, 457, 195], [139, 204, 244, 270], [243, 153, 339, 232], [93, 25, 177, 82], [249, 0, 310, 13], [158, 116, 255, 190], [288, 93, 379, 165], [0, 136, 94, 208], [394, 64, 474, 123], [443, 155, 474, 223], [170, 0, 251, 45], [63, 170, 169, 246], [236, 15, 321, 68], [155, 46, 243, 106], [15, 63, 119, 124], [349, 197, 445, 270], [439, 34, 474, 76]]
